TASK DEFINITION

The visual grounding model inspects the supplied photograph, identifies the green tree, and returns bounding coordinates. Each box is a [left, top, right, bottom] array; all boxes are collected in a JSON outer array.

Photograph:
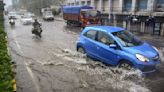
[[18, 0, 65, 15]]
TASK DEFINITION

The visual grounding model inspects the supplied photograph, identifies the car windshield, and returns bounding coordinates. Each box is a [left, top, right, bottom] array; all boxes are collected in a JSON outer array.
[[9, 12, 16, 16], [26, 13, 33, 16], [85, 10, 97, 17], [45, 12, 53, 16], [112, 30, 143, 47], [22, 15, 31, 18]]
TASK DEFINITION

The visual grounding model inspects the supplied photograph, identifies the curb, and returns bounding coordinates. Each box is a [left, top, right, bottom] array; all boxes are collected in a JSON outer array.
[[12, 79, 17, 92], [6, 35, 17, 92], [6, 39, 17, 92], [4, 16, 17, 92]]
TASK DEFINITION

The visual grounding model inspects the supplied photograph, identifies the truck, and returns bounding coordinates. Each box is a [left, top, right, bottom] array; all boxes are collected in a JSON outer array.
[[63, 5, 101, 27], [41, 8, 54, 21]]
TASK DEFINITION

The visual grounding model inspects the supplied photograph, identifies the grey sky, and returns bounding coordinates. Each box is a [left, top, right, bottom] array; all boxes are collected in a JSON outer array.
[[4, 0, 12, 7], [4, 0, 12, 10]]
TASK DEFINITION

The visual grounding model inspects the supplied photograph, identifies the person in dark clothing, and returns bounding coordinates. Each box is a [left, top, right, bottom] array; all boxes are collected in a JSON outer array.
[[32, 19, 42, 37], [33, 19, 41, 28], [97, 11, 103, 25]]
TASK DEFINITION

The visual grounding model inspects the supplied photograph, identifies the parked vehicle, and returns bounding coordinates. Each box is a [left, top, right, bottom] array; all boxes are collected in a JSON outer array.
[[76, 26, 160, 73], [41, 8, 54, 21], [63, 5, 101, 27], [20, 15, 34, 25]]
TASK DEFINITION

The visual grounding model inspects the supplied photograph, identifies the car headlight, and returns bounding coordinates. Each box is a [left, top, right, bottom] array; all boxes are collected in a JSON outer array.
[[153, 46, 159, 52], [136, 54, 149, 62]]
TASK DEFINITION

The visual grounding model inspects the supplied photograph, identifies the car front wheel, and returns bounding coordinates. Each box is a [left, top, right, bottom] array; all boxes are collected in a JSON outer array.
[[119, 61, 133, 70], [77, 47, 85, 54]]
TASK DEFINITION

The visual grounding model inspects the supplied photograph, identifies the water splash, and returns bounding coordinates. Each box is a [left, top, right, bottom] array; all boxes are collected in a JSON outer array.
[[42, 48, 151, 92], [64, 49, 151, 92]]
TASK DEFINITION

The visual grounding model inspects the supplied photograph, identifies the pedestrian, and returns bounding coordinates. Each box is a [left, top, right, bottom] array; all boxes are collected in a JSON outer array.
[[161, 23, 164, 36]]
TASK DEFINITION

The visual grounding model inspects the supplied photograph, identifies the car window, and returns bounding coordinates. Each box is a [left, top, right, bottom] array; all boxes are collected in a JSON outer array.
[[112, 30, 143, 47], [84, 30, 97, 40], [97, 31, 114, 45]]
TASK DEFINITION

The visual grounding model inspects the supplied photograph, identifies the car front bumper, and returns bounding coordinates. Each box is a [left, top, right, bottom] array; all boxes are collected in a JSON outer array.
[[135, 58, 161, 74], [23, 21, 33, 25], [44, 17, 54, 20]]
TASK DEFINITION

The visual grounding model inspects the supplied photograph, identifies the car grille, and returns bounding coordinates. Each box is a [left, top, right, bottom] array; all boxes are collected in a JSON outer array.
[[89, 19, 99, 24], [142, 66, 156, 72], [152, 55, 159, 61]]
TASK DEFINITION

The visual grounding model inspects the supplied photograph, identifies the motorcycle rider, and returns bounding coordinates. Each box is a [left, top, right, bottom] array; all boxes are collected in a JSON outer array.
[[33, 19, 41, 28], [9, 16, 15, 25], [32, 19, 42, 37]]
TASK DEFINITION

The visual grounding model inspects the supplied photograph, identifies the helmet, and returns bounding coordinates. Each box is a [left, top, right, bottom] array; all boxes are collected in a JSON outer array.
[[34, 19, 38, 22]]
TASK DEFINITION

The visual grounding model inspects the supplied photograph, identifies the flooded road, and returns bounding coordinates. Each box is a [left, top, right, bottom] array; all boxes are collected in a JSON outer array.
[[5, 16, 164, 92]]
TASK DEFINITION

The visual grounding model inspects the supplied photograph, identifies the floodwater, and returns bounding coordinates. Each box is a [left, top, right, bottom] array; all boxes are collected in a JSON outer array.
[[4, 16, 164, 92]]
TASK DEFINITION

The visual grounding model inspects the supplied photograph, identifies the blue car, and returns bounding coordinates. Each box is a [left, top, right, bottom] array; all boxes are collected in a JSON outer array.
[[76, 26, 160, 73]]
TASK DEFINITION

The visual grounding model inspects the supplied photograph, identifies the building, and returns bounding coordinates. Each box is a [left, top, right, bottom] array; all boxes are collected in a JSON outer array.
[[12, 0, 19, 5], [12, 0, 19, 9], [66, 0, 91, 6], [108, 0, 164, 36], [66, 0, 164, 36]]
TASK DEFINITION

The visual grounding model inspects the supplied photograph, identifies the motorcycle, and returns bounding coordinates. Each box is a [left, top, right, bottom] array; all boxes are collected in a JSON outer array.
[[32, 25, 42, 38], [9, 19, 15, 26]]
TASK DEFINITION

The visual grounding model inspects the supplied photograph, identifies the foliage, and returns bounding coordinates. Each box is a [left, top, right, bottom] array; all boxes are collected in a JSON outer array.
[[18, 0, 65, 15], [0, 16, 13, 92], [52, 7, 61, 16]]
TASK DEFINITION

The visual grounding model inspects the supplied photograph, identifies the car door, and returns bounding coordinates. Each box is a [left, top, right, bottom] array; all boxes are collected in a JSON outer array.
[[96, 31, 119, 65], [83, 30, 99, 58]]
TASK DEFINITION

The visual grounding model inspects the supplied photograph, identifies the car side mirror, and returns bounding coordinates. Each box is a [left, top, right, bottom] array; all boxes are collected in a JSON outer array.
[[109, 44, 117, 49]]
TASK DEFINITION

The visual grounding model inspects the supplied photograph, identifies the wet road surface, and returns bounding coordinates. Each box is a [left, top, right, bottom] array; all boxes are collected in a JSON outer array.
[[5, 16, 164, 92]]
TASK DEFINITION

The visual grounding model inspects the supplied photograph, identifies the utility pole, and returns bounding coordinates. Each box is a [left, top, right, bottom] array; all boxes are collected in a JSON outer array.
[[0, 0, 4, 21], [75, 0, 77, 5]]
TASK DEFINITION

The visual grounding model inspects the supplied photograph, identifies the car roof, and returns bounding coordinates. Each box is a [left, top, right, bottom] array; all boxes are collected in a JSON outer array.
[[85, 26, 125, 33]]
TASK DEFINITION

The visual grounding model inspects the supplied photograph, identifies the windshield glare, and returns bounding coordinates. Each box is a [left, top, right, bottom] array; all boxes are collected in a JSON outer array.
[[45, 12, 53, 16], [85, 10, 97, 17], [22, 15, 31, 18], [9, 12, 16, 15], [112, 30, 143, 47]]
